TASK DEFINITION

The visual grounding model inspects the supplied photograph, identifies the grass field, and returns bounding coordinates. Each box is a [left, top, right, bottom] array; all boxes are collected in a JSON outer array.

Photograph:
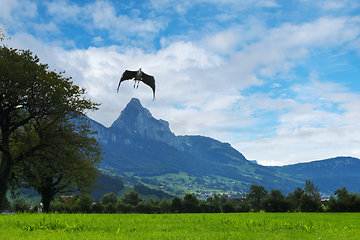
[[1, 212, 359, 239]]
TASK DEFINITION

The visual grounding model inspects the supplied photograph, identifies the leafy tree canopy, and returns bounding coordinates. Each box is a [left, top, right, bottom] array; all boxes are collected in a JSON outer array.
[[0, 45, 101, 210]]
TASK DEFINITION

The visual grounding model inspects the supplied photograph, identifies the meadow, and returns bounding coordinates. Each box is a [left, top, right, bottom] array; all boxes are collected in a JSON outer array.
[[1, 212, 359, 239]]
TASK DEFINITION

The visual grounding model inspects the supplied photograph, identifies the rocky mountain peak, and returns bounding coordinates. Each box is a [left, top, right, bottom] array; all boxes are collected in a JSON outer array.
[[110, 98, 183, 150]]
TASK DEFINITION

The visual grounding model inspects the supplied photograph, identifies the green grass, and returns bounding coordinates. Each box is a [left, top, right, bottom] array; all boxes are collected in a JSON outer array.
[[1, 212, 360, 239]]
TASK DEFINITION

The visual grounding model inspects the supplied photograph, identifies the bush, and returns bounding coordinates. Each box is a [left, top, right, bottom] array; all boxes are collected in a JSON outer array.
[[299, 194, 322, 212], [75, 194, 94, 213], [159, 199, 172, 213], [104, 202, 117, 213], [182, 194, 201, 213], [122, 191, 142, 206], [92, 201, 104, 213], [222, 201, 235, 213], [101, 192, 118, 205], [48, 200, 64, 213], [235, 201, 251, 212], [171, 196, 183, 213], [11, 199, 31, 213], [116, 202, 135, 213]]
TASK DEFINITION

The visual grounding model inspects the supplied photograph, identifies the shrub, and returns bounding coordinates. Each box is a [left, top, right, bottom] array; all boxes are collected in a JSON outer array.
[[92, 201, 104, 213], [171, 196, 183, 213], [104, 202, 117, 213], [11, 199, 31, 213], [75, 194, 94, 213], [101, 192, 118, 205], [116, 202, 135, 213], [159, 199, 172, 213], [222, 201, 235, 213]]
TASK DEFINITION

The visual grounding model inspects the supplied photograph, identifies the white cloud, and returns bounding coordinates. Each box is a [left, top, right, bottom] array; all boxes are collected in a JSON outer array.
[[34, 22, 60, 35], [3, 1, 360, 165], [0, 0, 37, 28], [45, 0, 167, 45]]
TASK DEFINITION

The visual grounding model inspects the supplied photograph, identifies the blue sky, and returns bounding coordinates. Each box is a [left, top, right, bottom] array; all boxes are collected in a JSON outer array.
[[1, 0, 360, 165]]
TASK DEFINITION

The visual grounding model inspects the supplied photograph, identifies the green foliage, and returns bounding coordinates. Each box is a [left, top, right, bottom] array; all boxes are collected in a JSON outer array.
[[327, 186, 360, 212], [0, 45, 101, 211], [182, 193, 201, 213], [246, 185, 268, 211], [116, 202, 135, 213], [304, 179, 320, 199], [171, 195, 183, 213], [260, 190, 290, 212], [159, 199, 172, 213], [91, 201, 104, 213], [234, 200, 252, 212], [104, 202, 117, 214], [299, 180, 322, 212], [101, 192, 118, 205], [0, 28, 10, 41], [206, 195, 222, 213], [222, 201, 235, 213], [136, 202, 160, 214], [299, 194, 322, 212], [75, 194, 94, 213], [11, 199, 31, 213], [286, 187, 304, 212], [122, 191, 142, 206]]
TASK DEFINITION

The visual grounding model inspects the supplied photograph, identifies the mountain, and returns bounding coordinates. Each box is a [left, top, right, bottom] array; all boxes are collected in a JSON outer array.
[[272, 157, 360, 194], [90, 98, 360, 197]]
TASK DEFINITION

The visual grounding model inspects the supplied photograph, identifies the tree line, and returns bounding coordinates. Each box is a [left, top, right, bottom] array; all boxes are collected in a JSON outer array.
[[3, 180, 360, 213]]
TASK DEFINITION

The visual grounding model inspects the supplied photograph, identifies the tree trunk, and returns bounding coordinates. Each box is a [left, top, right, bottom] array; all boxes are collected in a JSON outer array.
[[0, 158, 12, 211], [40, 180, 57, 213], [41, 192, 54, 213]]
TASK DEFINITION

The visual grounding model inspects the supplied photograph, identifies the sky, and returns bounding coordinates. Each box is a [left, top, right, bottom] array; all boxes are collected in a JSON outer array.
[[1, 0, 360, 166]]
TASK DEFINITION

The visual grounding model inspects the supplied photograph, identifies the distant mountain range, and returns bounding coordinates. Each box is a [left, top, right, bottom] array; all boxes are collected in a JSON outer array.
[[90, 98, 360, 197]]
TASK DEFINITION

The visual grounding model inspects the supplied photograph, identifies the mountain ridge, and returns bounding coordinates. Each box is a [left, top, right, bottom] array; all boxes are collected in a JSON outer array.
[[89, 98, 360, 196]]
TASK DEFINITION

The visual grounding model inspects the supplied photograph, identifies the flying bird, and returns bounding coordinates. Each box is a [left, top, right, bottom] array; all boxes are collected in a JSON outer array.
[[117, 68, 156, 100]]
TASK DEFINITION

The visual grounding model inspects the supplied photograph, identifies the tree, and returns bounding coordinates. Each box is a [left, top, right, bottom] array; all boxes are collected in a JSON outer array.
[[222, 201, 235, 213], [299, 180, 322, 212], [335, 186, 349, 200], [206, 195, 222, 213], [122, 191, 142, 206], [171, 195, 183, 213], [75, 194, 94, 213], [13, 117, 102, 212], [182, 193, 201, 213], [286, 187, 304, 212], [11, 199, 31, 213], [101, 192, 118, 205], [328, 186, 352, 212], [260, 189, 290, 212], [0, 28, 10, 42], [304, 179, 320, 199], [0, 46, 100, 210], [246, 185, 268, 211], [159, 198, 172, 213]]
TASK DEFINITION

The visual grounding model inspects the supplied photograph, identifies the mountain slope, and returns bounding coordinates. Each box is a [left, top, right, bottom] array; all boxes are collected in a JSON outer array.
[[90, 98, 302, 196], [89, 98, 360, 196], [272, 157, 360, 194]]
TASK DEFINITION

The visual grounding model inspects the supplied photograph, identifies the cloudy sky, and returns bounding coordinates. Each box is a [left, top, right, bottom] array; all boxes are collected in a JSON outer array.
[[1, 0, 360, 165]]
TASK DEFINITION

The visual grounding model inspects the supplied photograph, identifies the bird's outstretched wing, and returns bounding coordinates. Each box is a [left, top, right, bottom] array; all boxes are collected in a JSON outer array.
[[117, 70, 137, 92], [141, 71, 156, 100]]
